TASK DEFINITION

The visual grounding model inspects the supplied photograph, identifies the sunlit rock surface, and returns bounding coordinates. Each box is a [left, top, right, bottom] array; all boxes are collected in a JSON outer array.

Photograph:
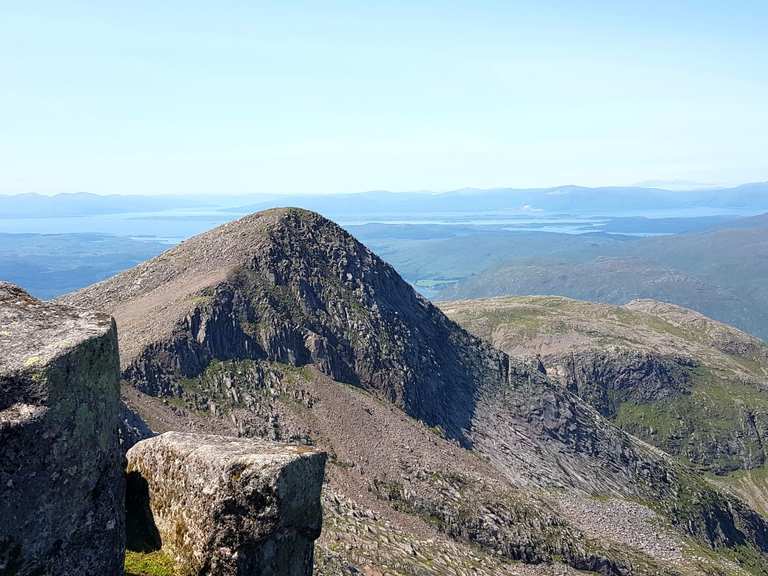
[[0, 282, 124, 575], [126, 431, 326, 576]]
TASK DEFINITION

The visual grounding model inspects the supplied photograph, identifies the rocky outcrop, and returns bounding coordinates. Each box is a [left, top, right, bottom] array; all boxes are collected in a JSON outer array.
[[125, 431, 326, 576], [552, 350, 694, 417], [441, 295, 768, 474], [118, 400, 154, 453], [0, 282, 124, 575], [60, 209, 494, 444]]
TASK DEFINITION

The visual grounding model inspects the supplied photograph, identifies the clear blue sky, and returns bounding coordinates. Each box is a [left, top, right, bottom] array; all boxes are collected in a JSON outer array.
[[1, 1, 766, 195]]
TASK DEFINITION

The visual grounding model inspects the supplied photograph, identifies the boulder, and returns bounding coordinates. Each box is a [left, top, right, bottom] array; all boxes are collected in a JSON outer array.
[[0, 282, 124, 575], [125, 431, 327, 576]]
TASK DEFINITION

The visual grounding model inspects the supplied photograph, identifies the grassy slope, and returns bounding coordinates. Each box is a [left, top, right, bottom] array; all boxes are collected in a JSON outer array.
[[124, 550, 176, 576], [349, 219, 768, 340]]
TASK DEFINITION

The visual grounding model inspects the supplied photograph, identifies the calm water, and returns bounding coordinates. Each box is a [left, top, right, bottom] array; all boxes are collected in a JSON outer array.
[[0, 206, 759, 242]]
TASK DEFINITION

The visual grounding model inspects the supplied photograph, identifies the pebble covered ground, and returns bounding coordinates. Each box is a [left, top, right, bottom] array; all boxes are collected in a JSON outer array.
[[552, 493, 750, 576], [316, 492, 592, 576]]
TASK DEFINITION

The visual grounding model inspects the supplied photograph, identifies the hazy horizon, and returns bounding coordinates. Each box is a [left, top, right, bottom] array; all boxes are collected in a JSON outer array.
[[2, 2, 766, 197], [1, 179, 766, 198]]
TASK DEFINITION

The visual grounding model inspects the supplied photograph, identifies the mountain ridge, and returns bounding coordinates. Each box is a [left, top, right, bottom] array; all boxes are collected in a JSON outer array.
[[61, 208, 768, 574], [440, 296, 768, 491], [5, 181, 768, 219]]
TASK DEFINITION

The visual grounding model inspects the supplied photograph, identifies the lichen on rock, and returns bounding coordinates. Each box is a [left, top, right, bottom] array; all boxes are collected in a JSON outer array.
[[0, 282, 124, 575], [125, 431, 327, 576]]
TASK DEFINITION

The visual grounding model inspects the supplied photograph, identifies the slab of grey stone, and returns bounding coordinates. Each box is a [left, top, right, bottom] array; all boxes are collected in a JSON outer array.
[[0, 282, 125, 575], [126, 431, 327, 576]]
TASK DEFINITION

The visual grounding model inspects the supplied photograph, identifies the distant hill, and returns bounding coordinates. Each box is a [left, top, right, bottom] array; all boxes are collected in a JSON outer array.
[[233, 182, 768, 217], [7, 182, 765, 220], [436, 213, 768, 339]]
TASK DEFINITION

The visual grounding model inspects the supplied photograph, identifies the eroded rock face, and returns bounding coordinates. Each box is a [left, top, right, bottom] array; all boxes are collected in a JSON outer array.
[[60, 209, 497, 444], [125, 431, 326, 576], [0, 282, 124, 575], [552, 350, 694, 418]]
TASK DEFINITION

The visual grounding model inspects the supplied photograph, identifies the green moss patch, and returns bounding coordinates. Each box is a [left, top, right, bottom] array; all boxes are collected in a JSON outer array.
[[124, 550, 177, 576], [613, 366, 768, 474]]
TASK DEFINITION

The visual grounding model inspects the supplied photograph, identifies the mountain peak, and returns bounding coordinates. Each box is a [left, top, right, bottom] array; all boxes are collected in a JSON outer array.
[[60, 208, 356, 358], [60, 207, 489, 440]]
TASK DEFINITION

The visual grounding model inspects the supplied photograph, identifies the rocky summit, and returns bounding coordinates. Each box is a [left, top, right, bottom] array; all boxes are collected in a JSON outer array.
[[61, 207, 495, 443], [62, 209, 768, 575], [126, 431, 326, 576], [0, 282, 124, 575]]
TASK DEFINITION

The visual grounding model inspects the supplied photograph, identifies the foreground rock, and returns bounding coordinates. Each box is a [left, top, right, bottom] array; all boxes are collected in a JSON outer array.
[[0, 282, 124, 575], [125, 431, 326, 576]]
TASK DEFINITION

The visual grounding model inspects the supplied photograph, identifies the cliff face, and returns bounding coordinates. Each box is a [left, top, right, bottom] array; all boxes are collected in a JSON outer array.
[[62, 209, 768, 574], [0, 282, 124, 575], [441, 295, 768, 477], [553, 350, 694, 417]]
